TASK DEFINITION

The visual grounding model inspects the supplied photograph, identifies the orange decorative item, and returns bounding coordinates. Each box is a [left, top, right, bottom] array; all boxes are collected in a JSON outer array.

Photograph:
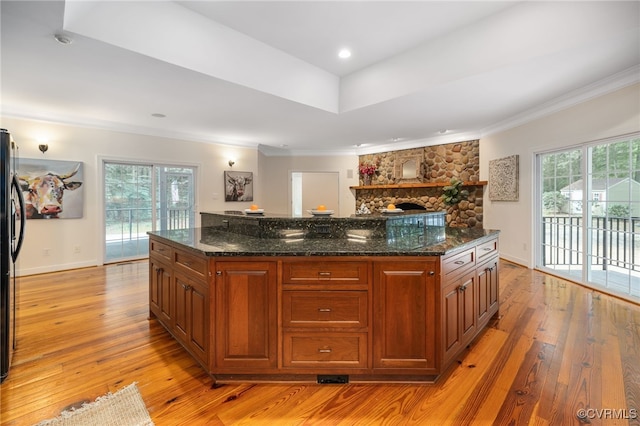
[[316, 205, 326, 211], [250, 204, 259, 211], [387, 204, 396, 210]]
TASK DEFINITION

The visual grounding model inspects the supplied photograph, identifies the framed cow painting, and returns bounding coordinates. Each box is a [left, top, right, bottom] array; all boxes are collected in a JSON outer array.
[[224, 171, 253, 202], [18, 159, 84, 219]]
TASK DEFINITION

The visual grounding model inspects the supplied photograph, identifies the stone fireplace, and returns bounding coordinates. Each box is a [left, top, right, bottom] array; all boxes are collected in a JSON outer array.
[[354, 140, 485, 228]]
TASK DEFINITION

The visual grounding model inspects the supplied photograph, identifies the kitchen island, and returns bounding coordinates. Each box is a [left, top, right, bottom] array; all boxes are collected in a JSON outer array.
[[148, 211, 499, 383]]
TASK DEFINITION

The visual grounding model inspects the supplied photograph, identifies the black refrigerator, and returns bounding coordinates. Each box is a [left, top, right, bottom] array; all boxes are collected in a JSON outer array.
[[1, 128, 26, 383]]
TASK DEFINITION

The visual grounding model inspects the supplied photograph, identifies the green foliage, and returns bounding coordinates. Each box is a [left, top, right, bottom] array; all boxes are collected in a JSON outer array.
[[442, 178, 469, 206], [607, 204, 630, 218], [542, 191, 568, 214]]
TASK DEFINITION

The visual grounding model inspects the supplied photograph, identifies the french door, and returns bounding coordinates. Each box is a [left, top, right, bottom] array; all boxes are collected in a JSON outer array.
[[104, 162, 196, 263], [537, 134, 639, 301]]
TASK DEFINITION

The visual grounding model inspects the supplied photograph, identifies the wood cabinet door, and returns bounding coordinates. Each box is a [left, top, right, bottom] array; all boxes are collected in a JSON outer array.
[[476, 257, 499, 328], [215, 261, 277, 369], [442, 269, 476, 363], [188, 280, 209, 364], [174, 273, 191, 343], [150, 257, 174, 326], [373, 259, 438, 370], [173, 271, 209, 366], [149, 257, 164, 316]]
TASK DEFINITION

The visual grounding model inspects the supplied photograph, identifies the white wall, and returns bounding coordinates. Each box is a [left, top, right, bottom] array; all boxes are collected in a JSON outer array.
[[481, 83, 640, 267], [2, 117, 258, 275], [257, 153, 359, 217]]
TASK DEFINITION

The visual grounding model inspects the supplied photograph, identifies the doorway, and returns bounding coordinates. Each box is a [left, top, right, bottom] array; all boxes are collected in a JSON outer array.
[[536, 134, 639, 300], [291, 172, 340, 216], [104, 161, 196, 263]]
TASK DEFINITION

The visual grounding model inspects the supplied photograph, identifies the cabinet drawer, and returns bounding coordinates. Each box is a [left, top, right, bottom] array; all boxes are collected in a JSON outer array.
[[442, 247, 475, 278], [283, 291, 367, 328], [283, 333, 367, 368], [174, 249, 208, 279], [477, 238, 498, 261], [150, 239, 172, 261], [282, 261, 368, 287]]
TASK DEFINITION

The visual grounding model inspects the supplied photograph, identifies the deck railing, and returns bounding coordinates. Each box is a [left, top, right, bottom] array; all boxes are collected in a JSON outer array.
[[105, 207, 192, 240], [542, 215, 640, 272]]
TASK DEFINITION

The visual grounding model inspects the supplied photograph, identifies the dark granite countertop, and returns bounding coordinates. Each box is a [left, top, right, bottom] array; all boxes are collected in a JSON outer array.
[[148, 226, 499, 257]]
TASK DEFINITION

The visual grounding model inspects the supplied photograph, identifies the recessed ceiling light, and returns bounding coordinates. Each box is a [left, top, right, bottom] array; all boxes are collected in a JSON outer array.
[[54, 33, 73, 45], [338, 48, 351, 59], [151, 113, 166, 118]]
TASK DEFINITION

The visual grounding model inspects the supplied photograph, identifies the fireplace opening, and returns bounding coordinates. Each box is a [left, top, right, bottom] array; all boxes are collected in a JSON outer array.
[[395, 203, 426, 211]]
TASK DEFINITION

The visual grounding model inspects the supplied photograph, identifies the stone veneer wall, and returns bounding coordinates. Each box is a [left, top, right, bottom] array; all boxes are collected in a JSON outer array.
[[356, 140, 484, 228]]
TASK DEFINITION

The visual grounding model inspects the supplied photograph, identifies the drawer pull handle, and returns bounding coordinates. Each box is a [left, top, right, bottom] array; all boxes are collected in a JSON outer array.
[[318, 272, 331, 277], [454, 260, 465, 265], [482, 247, 493, 251], [181, 284, 191, 290], [318, 308, 332, 312], [156, 248, 165, 252], [318, 348, 332, 353], [183, 261, 191, 267]]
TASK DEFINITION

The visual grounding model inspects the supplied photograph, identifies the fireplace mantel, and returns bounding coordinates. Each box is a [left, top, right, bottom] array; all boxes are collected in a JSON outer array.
[[349, 181, 487, 190]]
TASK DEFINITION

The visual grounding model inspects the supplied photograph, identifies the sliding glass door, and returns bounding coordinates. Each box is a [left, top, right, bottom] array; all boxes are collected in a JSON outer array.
[[104, 162, 196, 263], [537, 135, 640, 300]]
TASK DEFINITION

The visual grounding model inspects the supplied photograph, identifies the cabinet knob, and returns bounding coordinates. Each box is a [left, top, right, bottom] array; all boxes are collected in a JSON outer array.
[[429, 271, 435, 276], [216, 271, 222, 276]]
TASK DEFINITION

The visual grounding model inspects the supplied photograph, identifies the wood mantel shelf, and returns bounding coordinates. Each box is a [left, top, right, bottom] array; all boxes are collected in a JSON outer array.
[[349, 180, 488, 190]]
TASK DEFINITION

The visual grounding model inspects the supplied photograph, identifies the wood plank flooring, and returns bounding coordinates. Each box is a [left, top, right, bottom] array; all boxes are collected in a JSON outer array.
[[1, 260, 638, 425]]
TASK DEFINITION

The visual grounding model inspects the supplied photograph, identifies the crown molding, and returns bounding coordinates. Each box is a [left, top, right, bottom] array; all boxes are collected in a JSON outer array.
[[481, 65, 640, 138]]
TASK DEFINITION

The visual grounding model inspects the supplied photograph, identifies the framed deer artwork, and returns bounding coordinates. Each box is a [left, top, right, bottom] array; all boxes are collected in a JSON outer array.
[[224, 171, 254, 202]]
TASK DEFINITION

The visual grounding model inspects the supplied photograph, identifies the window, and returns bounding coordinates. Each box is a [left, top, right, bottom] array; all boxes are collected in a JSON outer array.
[[537, 135, 640, 301]]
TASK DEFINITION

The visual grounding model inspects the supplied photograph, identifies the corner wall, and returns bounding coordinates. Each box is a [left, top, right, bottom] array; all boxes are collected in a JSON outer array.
[[480, 83, 640, 267]]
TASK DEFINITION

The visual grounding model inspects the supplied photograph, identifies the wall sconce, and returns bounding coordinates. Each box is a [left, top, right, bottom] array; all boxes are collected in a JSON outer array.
[[38, 144, 49, 154], [228, 160, 235, 168]]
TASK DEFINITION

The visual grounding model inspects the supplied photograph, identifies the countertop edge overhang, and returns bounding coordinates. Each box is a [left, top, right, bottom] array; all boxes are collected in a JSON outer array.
[[148, 227, 500, 258]]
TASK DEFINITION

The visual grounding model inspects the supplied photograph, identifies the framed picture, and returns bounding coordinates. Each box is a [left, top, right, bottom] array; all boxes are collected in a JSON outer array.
[[224, 171, 253, 202], [489, 155, 519, 201], [18, 159, 84, 219]]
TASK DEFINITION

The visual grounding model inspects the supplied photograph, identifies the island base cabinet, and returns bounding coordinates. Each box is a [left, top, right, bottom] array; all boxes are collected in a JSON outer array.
[[372, 260, 438, 371], [149, 234, 500, 382], [149, 244, 211, 371], [214, 261, 277, 370]]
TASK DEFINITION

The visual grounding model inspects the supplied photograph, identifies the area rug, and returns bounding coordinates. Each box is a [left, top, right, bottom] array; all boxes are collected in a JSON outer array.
[[34, 382, 154, 426]]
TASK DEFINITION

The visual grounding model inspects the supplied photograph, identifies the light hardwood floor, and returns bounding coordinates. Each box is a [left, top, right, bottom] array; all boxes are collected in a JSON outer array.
[[1, 260, 638, 425]]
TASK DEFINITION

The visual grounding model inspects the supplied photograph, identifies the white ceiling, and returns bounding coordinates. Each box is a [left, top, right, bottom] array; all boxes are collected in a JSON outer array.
[[1, 1, 639, 156]]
